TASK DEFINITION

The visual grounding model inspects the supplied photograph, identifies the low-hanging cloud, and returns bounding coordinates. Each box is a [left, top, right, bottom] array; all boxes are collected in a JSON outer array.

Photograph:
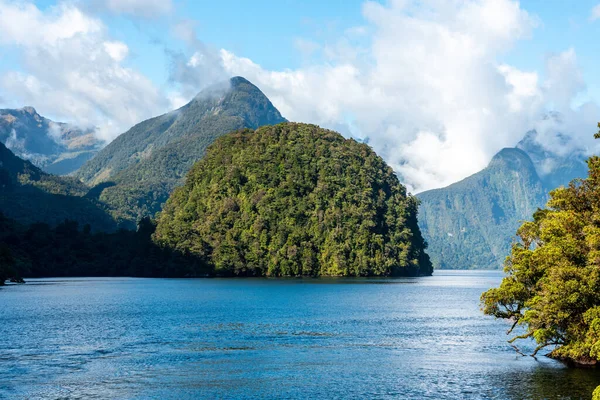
[[165, 20, 230, 109], [213, 0, 541, 191], [0, 1, 170, 142], [214, 0, 598, 192], [1, 0, 598, 192]]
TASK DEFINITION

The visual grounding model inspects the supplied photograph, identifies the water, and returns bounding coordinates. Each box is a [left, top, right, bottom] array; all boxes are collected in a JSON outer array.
[[1, 271, 600, 399]]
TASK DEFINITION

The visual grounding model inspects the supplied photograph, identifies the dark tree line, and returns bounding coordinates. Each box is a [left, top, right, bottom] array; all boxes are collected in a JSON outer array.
[[0, 213, 208, 284]]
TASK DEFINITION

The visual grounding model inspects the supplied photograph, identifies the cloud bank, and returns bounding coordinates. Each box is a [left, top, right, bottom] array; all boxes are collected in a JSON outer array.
[[1, 0, 598, 192], [0, 1, 169, 141], [212, 0, 598, 192]]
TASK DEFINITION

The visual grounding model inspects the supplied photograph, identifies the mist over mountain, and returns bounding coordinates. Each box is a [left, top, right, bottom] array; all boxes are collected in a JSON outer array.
[[77, 77, 286, 226], [418, 127, 592, 270], [516, 130, 589, 191], [0, 107, 103, 175], [418, 148, 547, 269]]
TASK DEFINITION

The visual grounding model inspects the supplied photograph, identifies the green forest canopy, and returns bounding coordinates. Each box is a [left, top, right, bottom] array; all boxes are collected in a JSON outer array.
[[0, 213, 205, 284], [154, 122, 432, 277], [482, 125, 600, 365]]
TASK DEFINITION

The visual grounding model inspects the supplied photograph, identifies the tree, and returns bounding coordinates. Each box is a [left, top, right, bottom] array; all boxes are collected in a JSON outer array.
[[0, 243, 16, 285], [481, 124, 600, 365], [593, 386, 600, 400]]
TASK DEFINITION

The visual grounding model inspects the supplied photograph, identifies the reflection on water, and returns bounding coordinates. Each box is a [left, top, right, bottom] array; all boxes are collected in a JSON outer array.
[[1, 271, 599, 399]]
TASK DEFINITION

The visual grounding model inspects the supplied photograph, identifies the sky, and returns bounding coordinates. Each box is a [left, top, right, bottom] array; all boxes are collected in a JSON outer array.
[[1, 0, 600, 192]]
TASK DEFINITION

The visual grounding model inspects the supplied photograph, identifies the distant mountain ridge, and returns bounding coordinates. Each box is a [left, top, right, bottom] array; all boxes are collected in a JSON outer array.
[[417, 147, 548, 269], [77, 76, 287, 226], [418, 129, 593, 270], [0, 107, 103, 175]]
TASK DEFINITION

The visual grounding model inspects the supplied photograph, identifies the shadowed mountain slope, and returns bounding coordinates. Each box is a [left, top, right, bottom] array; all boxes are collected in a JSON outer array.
[[77, 77, 287, 226], [0, 141, 116, 231]]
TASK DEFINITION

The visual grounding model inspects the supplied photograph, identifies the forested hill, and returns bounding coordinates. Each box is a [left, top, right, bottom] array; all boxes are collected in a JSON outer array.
[[417, 148, 547, 270], [0, 107, 102, 175], [77, 76, 287, 227], [0, 141, 116, 231], [154, 123, 433, 277]]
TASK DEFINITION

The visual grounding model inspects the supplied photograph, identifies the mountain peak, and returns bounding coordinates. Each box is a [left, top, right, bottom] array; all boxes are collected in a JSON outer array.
[[0, 107, 101, 175], [77, 74, 286, 224], [488, 147, 536, 172], [190, 76, 264, 105], [19, 106, 39, 116], [230, 76, 252, 86], [185, 76, 284, 130]]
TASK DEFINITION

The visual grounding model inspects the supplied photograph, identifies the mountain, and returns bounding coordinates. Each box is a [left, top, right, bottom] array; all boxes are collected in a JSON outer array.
[[516, 130, 588, 190], [154, 123, 433, 277], [0, 141, 116, 231], [417, 148, 547, 269], [0, 107, 102, 175], [77, 76, 287, 226]]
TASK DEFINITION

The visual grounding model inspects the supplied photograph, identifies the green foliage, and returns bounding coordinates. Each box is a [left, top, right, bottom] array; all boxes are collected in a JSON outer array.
[[482, 127, 600, 365], [154, 123, 432, 277], [593, 385, 600, 400], [77, 77, 286, 226], [0, 141, 117, 231], [418, 148, 547, 269], [0, 213, 207, 279]]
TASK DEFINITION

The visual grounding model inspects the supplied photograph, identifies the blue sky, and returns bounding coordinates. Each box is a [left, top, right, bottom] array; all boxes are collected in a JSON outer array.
[[1, 0, 600, 191], [17, 0, 598, 91], [2, 0, 599, 100], [100, 0, 371, 84], [34, 0, 600, 100]]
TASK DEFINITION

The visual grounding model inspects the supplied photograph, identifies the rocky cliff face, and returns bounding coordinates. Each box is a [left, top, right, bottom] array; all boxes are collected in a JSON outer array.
[[418, 148, 548, 269]]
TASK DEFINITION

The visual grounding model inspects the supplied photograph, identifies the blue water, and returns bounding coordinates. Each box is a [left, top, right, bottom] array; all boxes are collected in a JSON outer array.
[[1, 270, 600, 399]]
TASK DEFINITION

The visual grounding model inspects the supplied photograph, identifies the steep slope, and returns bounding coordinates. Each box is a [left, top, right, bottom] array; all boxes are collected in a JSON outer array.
[[417, 148, 547, 269], [78, 77, 287, 226], [154, 123, 432, 277], [0, 141, 116, 231], [78, 77, 285, 185], [0, 107, 102, 175]]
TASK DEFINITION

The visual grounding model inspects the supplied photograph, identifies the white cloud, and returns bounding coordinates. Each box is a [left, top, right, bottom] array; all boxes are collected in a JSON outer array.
[[0, 1, 169, 141], [0, 0, 596, 192], [166, 20, 230, 103], [94, 0, 173, 18], [543, 49, 585, 109], [532, 49, 600, 158], [591, 4, 600, 21], [217, 0, 547, 192], [103, 41, 129, 62], [0, 2, 102, 46], [213, 0, 597, 192]]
